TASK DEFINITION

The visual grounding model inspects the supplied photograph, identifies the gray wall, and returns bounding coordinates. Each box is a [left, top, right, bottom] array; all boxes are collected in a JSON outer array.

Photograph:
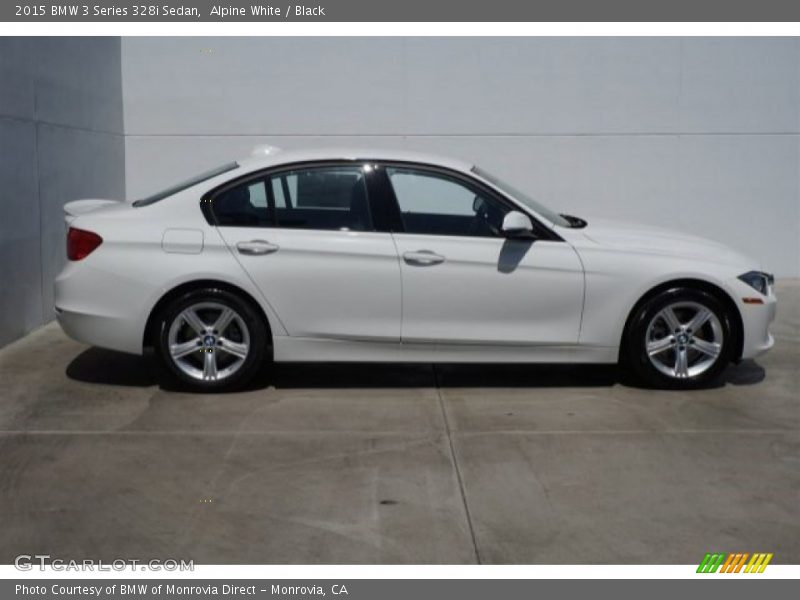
[[0, 38, 125, 348], [123, 37, 800, 277]]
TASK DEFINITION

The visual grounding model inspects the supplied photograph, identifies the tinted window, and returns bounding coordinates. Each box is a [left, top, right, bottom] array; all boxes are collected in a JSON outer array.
[[387, 167, 510, 237], [214, 180, 270, 226], [213, 165, 372, 231], [272, 167, 371, 231]]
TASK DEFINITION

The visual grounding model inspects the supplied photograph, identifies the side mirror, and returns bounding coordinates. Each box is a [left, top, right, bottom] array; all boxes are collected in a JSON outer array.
[[501, 211, 535, 238]]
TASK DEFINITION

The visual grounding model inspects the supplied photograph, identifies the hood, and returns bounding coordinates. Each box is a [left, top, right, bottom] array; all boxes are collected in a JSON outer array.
[[576, 217, 757, 269]]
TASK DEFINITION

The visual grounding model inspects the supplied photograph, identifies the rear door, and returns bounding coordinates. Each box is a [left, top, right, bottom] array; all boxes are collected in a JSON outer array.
[[212, 163, 401, 342]]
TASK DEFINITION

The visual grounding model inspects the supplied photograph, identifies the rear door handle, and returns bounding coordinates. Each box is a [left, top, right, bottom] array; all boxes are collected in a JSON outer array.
[[236, 239, 279, 256], [403, 250, 445, 266]]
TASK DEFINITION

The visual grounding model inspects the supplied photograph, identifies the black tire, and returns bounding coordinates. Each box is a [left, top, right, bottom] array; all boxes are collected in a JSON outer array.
[[623, 287, 735, 389], [154, 288, 268, 392]]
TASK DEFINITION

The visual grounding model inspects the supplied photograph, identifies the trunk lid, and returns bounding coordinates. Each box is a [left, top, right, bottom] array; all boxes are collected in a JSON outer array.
[[63, 199, 125, 224]]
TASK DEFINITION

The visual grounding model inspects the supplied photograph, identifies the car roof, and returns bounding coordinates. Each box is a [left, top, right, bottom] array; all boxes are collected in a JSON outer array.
[[235, 146, 474, 174]]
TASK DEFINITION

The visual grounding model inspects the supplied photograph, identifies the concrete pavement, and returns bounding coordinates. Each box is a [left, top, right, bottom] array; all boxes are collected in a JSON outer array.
[[0, 282, 797, 564]]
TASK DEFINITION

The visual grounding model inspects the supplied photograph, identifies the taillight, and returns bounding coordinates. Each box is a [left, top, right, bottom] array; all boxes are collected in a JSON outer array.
[[67, 227, 103, 261]]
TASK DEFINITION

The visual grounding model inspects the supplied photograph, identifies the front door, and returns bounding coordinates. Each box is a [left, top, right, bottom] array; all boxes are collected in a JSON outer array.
[[384, 165, 584, 346]]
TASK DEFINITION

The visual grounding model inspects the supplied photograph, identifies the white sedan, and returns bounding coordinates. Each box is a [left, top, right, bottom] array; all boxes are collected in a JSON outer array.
[[55, 147, 776, 391]]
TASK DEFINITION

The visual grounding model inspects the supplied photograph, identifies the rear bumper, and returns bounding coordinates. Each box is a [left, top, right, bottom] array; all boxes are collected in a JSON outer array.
[[54, 260, 149, 355], [55, 306, 144, 355]]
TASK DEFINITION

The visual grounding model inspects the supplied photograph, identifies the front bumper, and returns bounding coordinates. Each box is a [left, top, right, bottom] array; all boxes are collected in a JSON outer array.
[[730, 278, 777, 360]]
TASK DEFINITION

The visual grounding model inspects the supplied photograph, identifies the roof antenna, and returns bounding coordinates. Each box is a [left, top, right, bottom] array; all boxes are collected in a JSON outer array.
[[250, 144, 282, 157]]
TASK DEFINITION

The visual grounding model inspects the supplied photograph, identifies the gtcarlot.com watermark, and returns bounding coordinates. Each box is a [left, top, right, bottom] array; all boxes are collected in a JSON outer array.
[[15, 554, 194, 572]]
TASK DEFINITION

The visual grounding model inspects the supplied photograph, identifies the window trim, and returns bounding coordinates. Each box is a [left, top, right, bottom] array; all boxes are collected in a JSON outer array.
[[376, 161, 563, 241], [200, 160, 382, 233]]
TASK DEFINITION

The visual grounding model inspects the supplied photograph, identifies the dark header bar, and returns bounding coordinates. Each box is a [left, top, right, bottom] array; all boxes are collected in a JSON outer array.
[[5, 0, 800, 22]]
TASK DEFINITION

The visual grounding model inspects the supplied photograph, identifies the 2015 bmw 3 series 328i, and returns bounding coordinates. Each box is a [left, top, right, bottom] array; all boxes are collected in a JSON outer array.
[[54, 147, 776, 392]]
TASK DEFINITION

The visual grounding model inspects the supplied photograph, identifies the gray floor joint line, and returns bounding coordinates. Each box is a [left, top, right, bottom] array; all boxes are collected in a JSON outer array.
[[433, 364, 482, 565]]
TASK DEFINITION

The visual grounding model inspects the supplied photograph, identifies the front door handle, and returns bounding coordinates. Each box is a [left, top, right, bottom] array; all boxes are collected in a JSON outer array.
[[236, 240, 279, 256], [403, 250, 445, 266]]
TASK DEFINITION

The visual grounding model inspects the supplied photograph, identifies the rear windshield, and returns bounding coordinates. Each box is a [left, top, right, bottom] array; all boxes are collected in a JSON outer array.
[[133, 162, 239, 207]]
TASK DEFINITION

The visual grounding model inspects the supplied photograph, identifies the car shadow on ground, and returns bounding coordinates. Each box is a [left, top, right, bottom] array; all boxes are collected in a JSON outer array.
[[65, 347, 766, 392]]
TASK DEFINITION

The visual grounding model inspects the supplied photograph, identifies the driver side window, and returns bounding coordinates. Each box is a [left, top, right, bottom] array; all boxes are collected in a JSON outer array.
[[386, 167, 510, 237]]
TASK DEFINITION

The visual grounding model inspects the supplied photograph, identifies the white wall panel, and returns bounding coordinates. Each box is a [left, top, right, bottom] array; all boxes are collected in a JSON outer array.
[[122, 38, 800, 276]]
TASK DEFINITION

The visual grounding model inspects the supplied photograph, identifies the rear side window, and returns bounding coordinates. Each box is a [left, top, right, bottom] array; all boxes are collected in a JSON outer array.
[[213, 165, 372, 231], [214, 181, 270, 226]]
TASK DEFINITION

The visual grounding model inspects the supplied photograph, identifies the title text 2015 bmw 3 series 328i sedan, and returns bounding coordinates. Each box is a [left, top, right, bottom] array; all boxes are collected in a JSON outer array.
[[54, 147, 776, 392]]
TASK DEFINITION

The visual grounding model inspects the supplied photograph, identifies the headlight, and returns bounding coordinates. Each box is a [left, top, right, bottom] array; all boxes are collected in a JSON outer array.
[[738, 271, 774, 295]]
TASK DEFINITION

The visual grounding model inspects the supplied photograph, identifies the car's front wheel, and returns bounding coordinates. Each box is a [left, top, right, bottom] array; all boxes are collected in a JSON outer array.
[[624, 287, 734, 389], [155, 288, 268, 392]]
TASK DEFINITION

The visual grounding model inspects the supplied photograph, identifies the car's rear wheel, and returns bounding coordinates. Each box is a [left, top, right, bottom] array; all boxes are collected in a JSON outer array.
[[155, 288, 267, 392], [624, 287, 734, 389]]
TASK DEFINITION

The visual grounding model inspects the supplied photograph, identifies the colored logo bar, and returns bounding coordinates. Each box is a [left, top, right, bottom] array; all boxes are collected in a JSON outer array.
[[697, 553, 773, 573]]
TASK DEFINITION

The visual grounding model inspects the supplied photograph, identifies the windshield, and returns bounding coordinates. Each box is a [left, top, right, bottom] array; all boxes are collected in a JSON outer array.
[[471, 166, 570, 228], [133, 162, 240, 207]]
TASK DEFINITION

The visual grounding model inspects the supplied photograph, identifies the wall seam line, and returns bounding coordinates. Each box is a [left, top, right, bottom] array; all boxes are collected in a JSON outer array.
[[0, 114, 125, 137], [121, 132, 800, 138]]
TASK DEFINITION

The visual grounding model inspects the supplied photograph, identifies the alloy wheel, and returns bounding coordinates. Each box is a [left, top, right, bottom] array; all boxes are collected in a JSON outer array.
[[166, 301, 250, 382], [645, 301, 724, 380]]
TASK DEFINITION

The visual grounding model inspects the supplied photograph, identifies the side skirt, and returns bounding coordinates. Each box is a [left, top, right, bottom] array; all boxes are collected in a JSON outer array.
[[272, 336, 618, 364]]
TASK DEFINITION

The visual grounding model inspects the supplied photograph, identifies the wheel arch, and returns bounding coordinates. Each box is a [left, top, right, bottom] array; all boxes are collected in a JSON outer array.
[[142, 279, 274, 352], [619, 278, 744, 362]]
